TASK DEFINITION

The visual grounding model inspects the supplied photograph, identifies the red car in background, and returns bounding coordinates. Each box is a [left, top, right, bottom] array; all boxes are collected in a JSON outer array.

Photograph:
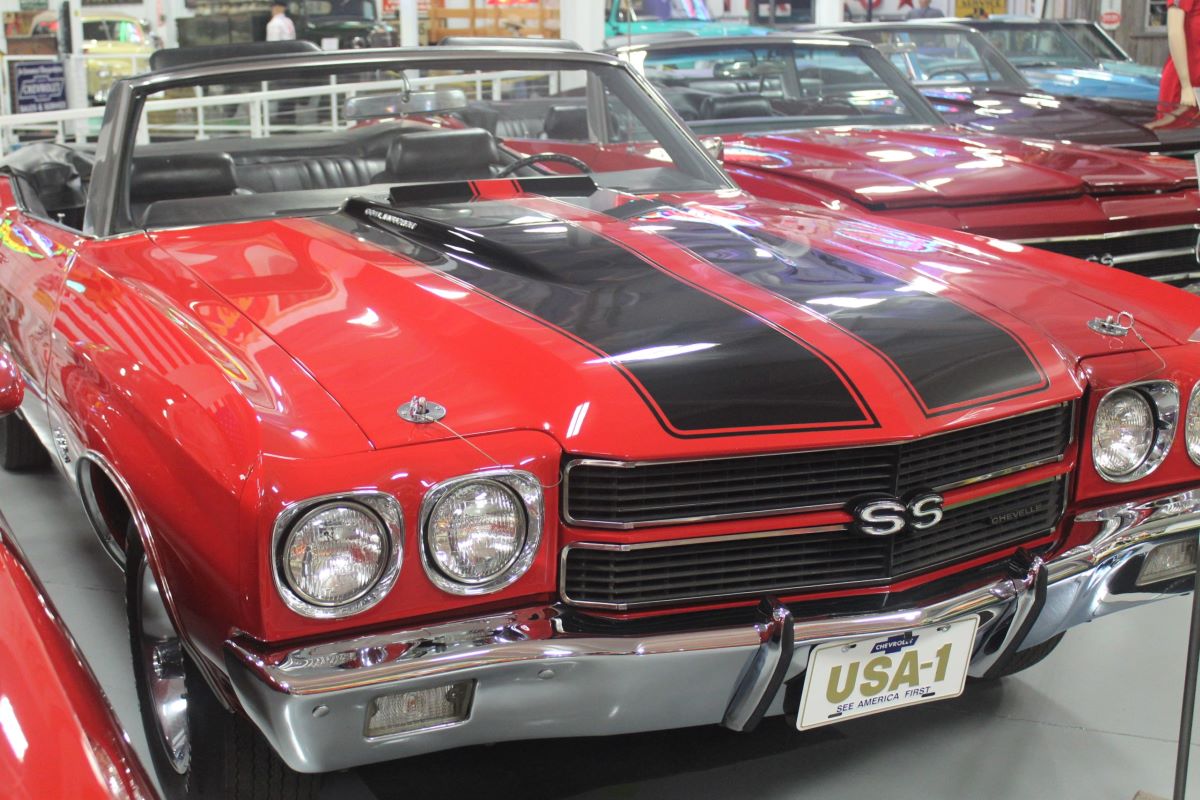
[[2, 42, 1200, 799], [616, 34, 1200, 291], [0, 354, 156, 799]]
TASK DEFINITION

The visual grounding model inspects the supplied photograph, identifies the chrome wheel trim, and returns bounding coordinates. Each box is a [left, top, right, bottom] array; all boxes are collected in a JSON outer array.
[[137, 560, 191, 775]]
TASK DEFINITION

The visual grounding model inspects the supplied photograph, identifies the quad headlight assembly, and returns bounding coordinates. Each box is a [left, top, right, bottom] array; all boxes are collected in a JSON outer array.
[[1187, 381, 1200, 467], [1092, 381, 1180, 483], [420, 470, 544, 595], [273, 492, 404, 618]]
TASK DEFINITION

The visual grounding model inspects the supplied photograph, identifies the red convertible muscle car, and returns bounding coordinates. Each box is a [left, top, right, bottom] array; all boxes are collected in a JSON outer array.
[[616, 34, 1200, 290], [0, 369, 157, 799], [2, 42, 1200, 799]]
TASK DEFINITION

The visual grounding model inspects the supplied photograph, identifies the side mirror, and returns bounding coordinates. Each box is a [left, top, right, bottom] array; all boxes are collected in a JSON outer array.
[[0, 352, 24, 417], [700, 136, 724, 163]]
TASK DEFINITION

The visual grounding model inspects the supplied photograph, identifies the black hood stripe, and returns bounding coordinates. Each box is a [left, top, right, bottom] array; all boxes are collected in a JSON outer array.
[[629, 209, 1049, 416], [325, 198, 877, 438]]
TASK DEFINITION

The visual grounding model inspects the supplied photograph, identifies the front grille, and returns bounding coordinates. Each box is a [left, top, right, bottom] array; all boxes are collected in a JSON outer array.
[[562, 478, 1066, 609], [565, 404, 1072, 527], [1024, 226, 1200, 281]]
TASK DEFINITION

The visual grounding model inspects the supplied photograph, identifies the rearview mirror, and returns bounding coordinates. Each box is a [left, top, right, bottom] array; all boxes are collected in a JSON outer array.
[[343, 89, 469, 121], [0, 352, 25, 417]]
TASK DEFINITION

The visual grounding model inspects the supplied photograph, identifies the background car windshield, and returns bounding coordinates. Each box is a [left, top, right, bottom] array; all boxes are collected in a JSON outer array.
[[629, 0, 713, 22], [978, 25, 1093, 68], [1059, 21, 1125, 61], [637, 43, 932, 133], [302, 0, 375, 19], [850, 29, 1021, 87], [128, 58, 727, 230]]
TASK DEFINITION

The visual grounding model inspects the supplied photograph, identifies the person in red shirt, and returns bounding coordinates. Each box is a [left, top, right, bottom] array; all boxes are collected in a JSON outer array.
[[1161, 0, 1200, 108]]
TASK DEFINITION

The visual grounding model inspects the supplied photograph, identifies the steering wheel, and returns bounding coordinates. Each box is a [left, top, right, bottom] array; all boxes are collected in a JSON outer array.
[[497, 152, 592, 178], [923, 66, 972, 81]]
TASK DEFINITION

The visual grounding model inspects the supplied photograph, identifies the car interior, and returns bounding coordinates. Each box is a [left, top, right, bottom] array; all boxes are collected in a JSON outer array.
[[0, 99, 629, 232]]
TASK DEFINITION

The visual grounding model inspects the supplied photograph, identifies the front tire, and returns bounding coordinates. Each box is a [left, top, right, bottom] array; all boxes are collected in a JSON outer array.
[[126, 534, 321, 799]]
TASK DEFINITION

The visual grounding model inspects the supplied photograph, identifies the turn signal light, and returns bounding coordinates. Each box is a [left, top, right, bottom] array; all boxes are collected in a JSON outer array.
[[1136, 540, 1197, 587], [364, 681, 474, 738]]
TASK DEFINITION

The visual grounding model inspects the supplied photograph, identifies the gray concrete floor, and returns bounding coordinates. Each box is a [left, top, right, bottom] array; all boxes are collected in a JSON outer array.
[[1, 465, 1196, 800]]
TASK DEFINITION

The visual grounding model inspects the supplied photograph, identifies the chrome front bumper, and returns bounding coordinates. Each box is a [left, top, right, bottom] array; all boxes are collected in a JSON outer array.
[[225, 489, 1200, 774]]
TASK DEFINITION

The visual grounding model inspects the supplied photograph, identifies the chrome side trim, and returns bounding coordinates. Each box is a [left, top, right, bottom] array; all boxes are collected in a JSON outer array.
[[1102, 246, 1196, 265], [562, 402, 1074, 529], [1155, 271, 1200, 283], [270, 491, 404, 620], [1015, 223, 1200, 244], [417, 469, 544, 596], [559, 477, 1067, 610]]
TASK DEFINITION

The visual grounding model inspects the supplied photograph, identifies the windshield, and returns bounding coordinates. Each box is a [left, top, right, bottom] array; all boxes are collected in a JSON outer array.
[[122, 57, 729, 231], [977, 24, 1095, 69], [303, 0, 375, 19], [616, 0, 714, 22], [846, 27, 1026, 88], [1059, 21, 1127, 61], [630, 42, 941, 134]]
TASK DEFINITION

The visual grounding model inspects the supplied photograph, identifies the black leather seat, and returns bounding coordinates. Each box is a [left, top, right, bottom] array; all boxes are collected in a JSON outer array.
[[235, 156, 385, 194], [543, 106, 590, 140], [130, 153, 238, 222], [382, 128, 499, 182], [699, 94, 773, 120]]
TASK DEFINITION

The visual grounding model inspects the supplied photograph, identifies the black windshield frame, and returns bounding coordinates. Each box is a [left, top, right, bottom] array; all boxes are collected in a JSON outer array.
[[88, 48, 735, 236]]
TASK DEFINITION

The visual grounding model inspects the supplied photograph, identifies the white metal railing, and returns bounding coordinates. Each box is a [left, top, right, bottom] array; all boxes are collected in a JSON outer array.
[[0, 68, 556, 154]]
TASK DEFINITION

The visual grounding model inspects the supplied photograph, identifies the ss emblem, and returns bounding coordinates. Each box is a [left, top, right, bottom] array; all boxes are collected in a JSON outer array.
[[849, 491, 944, 537]]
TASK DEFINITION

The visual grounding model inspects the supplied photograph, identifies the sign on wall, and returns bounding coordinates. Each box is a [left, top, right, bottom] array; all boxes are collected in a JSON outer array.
[[1099, 0, 1121, 29], [12, 62, 67, 114], [953, 0, 1004, 15]]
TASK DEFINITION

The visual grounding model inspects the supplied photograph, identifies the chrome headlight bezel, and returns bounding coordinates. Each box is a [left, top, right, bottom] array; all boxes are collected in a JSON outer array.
[[419, 470, 544, 596], [1092, 381, 1180, 483], [272, 491, 403, 619], [1187, 380, 1200, 466]]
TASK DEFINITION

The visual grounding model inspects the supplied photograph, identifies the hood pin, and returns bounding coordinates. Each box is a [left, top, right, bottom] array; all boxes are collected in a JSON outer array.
[[1088, 311, 1134, 337], [398, 395, 447, 424]]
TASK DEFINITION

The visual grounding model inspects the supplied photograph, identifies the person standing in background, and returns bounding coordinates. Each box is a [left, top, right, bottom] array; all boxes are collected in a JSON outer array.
[[266, 1, 296, 41], [906, 0, 944, 19], [1161, 0, 1200, 108]]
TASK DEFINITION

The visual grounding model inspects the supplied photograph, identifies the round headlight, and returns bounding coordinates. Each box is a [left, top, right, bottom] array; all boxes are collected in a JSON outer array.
[[1093, 388, 1155, 478], [281, 503, 389, 606], [426, 480, 526, 584], [1187, 382, 1200, 465]]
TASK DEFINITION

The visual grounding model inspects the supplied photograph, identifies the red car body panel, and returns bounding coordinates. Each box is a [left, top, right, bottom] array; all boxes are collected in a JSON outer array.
[[3, 169, 1197, 651], [713, 127, 1200, 240], [0, 515, 156, 799]]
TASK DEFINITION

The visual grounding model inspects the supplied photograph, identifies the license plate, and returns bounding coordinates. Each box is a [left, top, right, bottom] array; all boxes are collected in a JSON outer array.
[[797, 616, 979, 730]]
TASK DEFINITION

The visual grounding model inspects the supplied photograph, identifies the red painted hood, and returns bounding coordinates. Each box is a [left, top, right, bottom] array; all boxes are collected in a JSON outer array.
[[151, 186, 1197, 460], [723, 127, 1198, 210]]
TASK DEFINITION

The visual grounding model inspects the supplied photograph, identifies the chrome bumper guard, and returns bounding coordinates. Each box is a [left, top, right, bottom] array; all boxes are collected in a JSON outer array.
[[225, 489, 1200, 774]]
